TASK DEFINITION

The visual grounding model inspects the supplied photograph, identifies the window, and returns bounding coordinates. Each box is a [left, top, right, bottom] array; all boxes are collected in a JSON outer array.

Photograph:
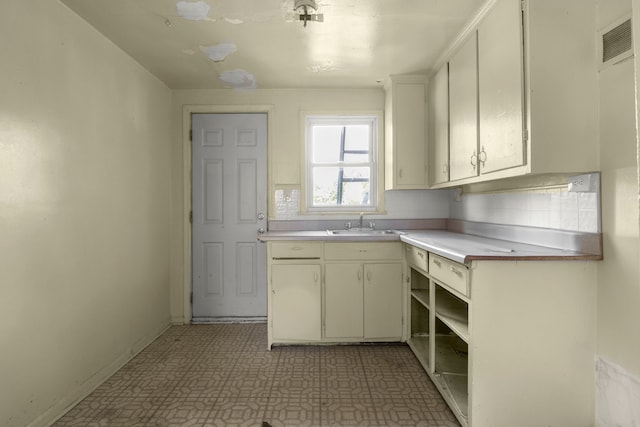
[[304, 114, 382, 212]]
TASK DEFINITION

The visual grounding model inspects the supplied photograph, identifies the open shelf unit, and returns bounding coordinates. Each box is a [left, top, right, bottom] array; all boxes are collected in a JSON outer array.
[[434, 286, 469, 342], [408, 257, 469, 427]]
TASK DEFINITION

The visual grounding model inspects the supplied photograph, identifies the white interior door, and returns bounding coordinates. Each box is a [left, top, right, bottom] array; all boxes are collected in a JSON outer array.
[[191, 113, 267, 319]]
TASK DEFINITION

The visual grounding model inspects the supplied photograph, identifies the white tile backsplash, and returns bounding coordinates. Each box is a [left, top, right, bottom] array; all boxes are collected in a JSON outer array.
[[273, 188, 450, 220], [274, 188, 300, 219], [274, 173, 601, 233], [450, 173, 601, 233]]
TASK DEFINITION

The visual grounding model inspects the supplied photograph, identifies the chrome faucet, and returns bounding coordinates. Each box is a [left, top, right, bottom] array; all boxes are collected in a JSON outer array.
[[359, 212, 364, 229]]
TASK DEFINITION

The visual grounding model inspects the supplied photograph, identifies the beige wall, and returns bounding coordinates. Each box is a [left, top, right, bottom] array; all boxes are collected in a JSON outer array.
[[0, 2, 172, 426], [596, 0, 640, 378]]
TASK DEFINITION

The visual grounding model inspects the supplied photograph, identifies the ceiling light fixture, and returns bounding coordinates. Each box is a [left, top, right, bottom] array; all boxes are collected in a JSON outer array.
[[294, 0, 323, 27]]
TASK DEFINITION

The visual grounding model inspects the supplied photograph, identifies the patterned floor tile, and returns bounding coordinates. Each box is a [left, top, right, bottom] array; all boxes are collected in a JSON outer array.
[[53, 324, 460, 427], [262, 398, 320, 427], [320, 399, 381, 426], [153, 398, 212, 427], [205, 397, 269, 427]]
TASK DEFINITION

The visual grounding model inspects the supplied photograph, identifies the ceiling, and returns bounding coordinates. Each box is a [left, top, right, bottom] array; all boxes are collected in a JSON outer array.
[[60, 0, 485, 90]]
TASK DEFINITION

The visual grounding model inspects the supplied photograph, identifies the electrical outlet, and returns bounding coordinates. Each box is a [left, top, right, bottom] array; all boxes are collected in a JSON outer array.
[[568, 174, 592, 192], [453, 187, 463, 202]]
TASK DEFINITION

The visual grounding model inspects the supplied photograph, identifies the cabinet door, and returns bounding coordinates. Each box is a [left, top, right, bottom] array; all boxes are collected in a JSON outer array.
[[394, 82, 427, 187], [271, 264, 321, 341], [478, 0, 525, 174], [428, 64, 449, 185], [385, 76, 427, 190], [364, 263, 403, 339], [325, 263, 364, 338], [449, 32, 479, 182]]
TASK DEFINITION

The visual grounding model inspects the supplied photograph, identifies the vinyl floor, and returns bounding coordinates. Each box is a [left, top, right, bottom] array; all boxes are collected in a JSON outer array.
[[53, 323, 459, 426]]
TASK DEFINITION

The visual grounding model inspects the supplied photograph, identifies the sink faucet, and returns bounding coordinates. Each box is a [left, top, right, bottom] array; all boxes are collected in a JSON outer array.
[[359, 212, 364, 229]]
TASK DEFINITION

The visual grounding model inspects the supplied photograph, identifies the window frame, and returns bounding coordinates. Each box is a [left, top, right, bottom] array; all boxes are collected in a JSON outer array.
[[301, 111, 385, 214]]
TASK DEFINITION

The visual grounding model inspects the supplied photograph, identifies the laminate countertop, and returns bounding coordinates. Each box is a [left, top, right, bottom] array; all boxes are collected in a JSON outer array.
[[258, 229, 601, 264]]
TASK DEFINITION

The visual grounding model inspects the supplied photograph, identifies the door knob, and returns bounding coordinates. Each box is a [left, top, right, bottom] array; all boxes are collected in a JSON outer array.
[[257, 212, 265, 220]]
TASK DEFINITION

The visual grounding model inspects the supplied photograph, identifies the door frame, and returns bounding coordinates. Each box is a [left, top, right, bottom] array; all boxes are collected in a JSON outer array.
[[182, 105, 274, 323]]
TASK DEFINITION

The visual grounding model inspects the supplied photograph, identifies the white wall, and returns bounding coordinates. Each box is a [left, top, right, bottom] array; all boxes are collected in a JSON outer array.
[[0, 2, 173, 426], [594, 0, 640, 425]]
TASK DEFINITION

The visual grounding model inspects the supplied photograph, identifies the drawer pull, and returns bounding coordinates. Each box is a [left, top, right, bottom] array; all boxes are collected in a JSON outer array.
[[450, 266, 463, 277], [418, 252, 424, 258], [433, 259, 442, 267]]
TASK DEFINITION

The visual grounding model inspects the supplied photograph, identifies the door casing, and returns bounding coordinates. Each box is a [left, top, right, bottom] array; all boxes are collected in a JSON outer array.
[[181, 104, 274, 323]]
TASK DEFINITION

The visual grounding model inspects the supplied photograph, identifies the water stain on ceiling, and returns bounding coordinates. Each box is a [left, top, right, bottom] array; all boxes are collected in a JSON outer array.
[[60, 0, 485, 90]]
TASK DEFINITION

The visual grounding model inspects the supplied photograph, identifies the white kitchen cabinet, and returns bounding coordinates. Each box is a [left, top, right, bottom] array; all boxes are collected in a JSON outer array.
[[448, 33, 478, 182], [363, 263, 403, 339], [271, 263, 322, 342], [430, 0, 598, 188], [477, 0, 524, 175], [268, 242, 323, 346], [325, 242, 405, 341], [325, 261, 404, 340], [268, 241, 406, 347], [406, 243, 597, 427], [324, 262, 364, 339], [428, 64, 449, 185], [384, 75, 428, 190]]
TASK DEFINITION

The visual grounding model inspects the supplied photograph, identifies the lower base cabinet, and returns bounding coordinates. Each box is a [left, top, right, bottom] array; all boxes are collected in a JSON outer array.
[[271, 264, 322, 342], [406, 244, 597, 427], [363, 263, 404, 339], [325, 263, 363, 338], [268, 241, 406, 347]]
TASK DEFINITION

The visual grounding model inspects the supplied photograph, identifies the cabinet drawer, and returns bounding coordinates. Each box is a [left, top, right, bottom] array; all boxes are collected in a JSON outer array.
[[324, 242, 403, 260], [405, 244, 428, 272], [270, 242, 323, 259], [429, 254, 469, 297]]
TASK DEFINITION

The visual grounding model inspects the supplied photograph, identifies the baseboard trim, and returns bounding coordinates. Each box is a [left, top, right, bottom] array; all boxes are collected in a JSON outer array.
[[29, 321, 172, 427]]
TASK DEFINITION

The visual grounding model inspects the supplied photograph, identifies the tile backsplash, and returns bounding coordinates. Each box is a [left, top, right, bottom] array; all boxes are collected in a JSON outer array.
[[450, 173, 601, 233], [274, 173, 601, 234], [273, 187, 450, 220]]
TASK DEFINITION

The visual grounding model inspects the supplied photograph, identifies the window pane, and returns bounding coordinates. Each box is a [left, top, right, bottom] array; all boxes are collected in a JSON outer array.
[[344, 125, 370, 152], [312, 167, 339, 205], [342, 181, 370, 205], [312, 167, 370, 207], [312, 125, 370, 163], [312, 126, 342, 163]]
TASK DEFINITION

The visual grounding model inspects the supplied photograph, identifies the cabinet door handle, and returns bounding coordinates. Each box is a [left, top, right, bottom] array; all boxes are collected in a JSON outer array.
[[479, 146, 487, 167], [398, 168, 403, 178], [433, 259, 441, 267], [314, 272, 319, 283], [357, 270, 362, 281], [366, 271, 372, 281], [450, 266, 463, 277], [470, 151, 477, 168], [418, 252, 424, 259]]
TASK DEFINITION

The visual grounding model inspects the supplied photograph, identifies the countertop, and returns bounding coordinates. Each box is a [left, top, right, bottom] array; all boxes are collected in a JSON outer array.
[[258, 229, 600, 264]]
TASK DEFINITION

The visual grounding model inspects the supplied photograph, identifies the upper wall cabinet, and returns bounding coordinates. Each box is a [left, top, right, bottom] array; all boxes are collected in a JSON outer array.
[[449, 33, 479, 182], [429, 0, 598, 188], [477, 0, 524, 175], [385, 75, 428, 190], [428, 64, 450, 186]]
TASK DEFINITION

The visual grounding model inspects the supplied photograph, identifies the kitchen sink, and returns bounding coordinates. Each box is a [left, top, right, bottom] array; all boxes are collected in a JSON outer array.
[[326, 229, 405, 236]]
